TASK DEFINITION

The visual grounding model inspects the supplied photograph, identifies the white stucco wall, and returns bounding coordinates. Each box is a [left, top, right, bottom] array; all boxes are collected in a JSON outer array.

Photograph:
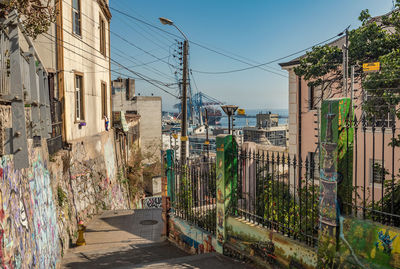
[[62, 0, 111, 141]]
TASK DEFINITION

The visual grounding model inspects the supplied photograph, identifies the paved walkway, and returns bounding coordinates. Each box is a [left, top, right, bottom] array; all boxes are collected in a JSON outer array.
[[61, 209, 254, 269]]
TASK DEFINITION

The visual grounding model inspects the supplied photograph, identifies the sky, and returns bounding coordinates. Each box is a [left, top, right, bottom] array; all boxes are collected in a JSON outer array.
[[109, 0, 394, 112]]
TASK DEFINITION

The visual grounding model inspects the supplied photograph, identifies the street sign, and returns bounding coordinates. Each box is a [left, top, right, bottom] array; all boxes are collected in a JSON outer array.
[[363, 62, 380, 72]]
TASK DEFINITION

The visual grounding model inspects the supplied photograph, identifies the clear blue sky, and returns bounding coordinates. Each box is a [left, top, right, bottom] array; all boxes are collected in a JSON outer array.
[[110, 0, 394, 111]]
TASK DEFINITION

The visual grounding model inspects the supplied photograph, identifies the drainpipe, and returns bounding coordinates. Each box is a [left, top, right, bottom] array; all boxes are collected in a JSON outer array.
[[298, 76, 302, 186]]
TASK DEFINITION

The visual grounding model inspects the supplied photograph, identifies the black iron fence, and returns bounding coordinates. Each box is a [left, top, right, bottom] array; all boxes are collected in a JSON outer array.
[[231, 149, 319, 247], [171, 158, 217, 235], [349, 114, 400, 227]]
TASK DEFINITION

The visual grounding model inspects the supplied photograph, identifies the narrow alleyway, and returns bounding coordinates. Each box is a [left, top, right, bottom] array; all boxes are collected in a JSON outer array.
[[61, 209, 254, 269]]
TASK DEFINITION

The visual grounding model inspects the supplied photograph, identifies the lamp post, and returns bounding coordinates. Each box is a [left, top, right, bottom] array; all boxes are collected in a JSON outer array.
[[221, 105, 238, 135], [159, 17, 189, 163]]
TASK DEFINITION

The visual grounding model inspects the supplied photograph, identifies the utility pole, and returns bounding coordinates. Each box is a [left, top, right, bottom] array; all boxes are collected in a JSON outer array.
[[204, 108, 209, 160], [180, 40, 189, 163], [343, 28, 349, 96], [158, 17, 189, 164], [350, 65, 355, 122]]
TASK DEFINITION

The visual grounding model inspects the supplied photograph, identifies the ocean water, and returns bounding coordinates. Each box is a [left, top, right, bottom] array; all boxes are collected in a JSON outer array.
[[217, 108, 288, 129]]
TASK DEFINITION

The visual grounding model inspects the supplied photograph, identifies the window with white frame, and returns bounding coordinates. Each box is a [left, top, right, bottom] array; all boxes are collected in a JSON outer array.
[[72, 0, 81, 36], [75, 74, 84, 121]]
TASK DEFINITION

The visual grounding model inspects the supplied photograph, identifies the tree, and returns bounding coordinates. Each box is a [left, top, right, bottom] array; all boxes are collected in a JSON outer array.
[[0, 0, 56, 39], [294, 2, 400, 131]]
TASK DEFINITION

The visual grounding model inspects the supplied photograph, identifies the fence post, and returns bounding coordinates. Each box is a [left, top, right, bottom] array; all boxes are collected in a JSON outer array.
[[162, 149, 174, 238], [216, 134, 237, 254], [166, 149, 175, 202], [318, 98, 353, 267]]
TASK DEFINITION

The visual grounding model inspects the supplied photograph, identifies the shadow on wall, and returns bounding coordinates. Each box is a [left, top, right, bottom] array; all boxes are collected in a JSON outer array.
[[52, 131, 130, 254]]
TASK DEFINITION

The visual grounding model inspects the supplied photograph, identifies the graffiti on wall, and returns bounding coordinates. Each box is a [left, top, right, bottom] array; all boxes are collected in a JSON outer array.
[[340, 218, 400, 268], [68, 135, 128, 222], [142, 196, 162, 209], [0, 149, 60, 269], [169, 216, 216, 254], [225, 217, 317, 268], [319, 101, 339, 233]]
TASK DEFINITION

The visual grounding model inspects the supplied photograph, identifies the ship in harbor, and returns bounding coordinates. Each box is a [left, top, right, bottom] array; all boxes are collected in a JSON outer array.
[[204, 107, 222, 125]]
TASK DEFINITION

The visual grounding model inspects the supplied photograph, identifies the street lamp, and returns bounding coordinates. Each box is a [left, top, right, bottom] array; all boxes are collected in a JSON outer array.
[[159, 17, 189, 164], [221, 105, 238, 135]]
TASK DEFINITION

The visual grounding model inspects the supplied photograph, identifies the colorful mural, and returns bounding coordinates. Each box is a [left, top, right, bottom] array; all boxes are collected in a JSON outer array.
[[168, 216, 216, 254], [340, 218, 400, 268], [215, 135, 237, 253], [318, 98, 353, 267], [0, 147, 60, 269], [225, 217, 317, 269]]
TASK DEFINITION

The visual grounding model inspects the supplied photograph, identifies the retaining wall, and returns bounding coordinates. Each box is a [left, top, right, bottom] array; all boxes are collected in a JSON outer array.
[[225, 216, 317, 269], [0, 103, 129, 268], [168, 216, 216, 255]]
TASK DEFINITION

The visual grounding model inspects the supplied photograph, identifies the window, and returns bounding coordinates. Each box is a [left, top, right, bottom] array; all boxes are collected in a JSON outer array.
[[99, 15, 106, 56], [101, 82, 107, 118], [370, 159, 384, 184], [308, 85, 315, 110], [75, 74, 84, 121], [364, 93, 395, 128], [72, 0, 81, 36]]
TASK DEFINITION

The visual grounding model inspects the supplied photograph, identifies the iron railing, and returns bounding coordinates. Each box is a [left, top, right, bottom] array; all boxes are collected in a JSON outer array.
[[0, 30, 10, 95], [349, 114, 400, 227], [171, 158, 216, 235], [232, 149, 319, 247]]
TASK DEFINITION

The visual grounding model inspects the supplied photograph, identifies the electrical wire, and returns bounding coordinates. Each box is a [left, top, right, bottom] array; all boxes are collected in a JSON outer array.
[[109, 5, 345, 76], [42, 32, 179, 98]]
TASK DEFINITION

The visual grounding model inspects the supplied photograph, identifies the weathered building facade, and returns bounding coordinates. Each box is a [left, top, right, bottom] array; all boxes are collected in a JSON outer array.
[[0, 2, 130, 268], [112, 78, 162, 163]]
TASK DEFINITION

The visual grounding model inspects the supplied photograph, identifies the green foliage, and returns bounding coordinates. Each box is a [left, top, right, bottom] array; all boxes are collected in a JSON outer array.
[[126, 143, 161, 207], [368, 167, 400, 226], [318, 228, 341, 269], [196, 208, 216, 232], [294, 7, 400, 126], [1, 0, 56, 39], [177, 165, 193, 214], [257, 171, 319, 242], [57, 186, 67, 207]]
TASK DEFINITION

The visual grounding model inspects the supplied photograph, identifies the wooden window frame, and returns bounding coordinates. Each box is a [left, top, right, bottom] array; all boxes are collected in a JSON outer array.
[[74, 72, 85, 122], [99, 14, 106, 56], [101, 81, 107, 118], [72, 0, 82, 36]]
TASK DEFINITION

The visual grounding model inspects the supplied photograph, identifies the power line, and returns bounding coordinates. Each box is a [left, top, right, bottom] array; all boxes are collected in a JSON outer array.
[[109, 6, 344, 76], [42, 32, 179, 98], [51, 15, 178, 86], [111, 1, 176, 45], [62, 0, 175, 69], [109, 6, 287, 78], [112, 47, 176, 81], [110, 31, 175, 68], [191, 32, 346, 74]]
